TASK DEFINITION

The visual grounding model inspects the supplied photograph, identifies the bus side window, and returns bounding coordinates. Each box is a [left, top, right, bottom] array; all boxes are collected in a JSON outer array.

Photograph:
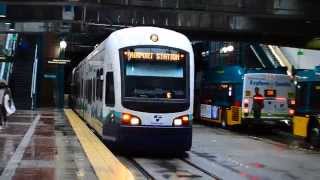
[[105, 72, 115, 106]]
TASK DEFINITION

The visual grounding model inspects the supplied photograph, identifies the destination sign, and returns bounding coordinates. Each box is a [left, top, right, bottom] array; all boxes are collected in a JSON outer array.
[[124, 51, 184, 62]]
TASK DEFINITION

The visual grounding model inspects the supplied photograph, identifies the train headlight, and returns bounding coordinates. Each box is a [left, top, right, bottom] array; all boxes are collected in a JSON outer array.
[[173, 115, 189, 126], [173, 119, 182, 126], [121, 113, 141, 126], [130, 117, 140, 125]]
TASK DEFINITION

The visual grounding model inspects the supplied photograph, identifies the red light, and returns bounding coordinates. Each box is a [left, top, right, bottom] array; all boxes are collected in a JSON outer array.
[[290, 99, 296, 105], [234, 101, 241, 107], [289, 109, 295, 115], [253, 97, 264, 100]]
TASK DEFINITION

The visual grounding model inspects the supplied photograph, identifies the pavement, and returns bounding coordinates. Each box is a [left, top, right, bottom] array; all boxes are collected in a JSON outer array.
[[0, 109, 97, 180], [1, 109, 320, 180]]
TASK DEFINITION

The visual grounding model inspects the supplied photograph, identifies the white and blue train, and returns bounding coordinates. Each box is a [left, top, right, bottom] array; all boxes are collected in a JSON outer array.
[[71, 27, 194, 152]]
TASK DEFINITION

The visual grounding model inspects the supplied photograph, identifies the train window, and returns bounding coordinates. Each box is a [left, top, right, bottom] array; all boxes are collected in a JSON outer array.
[[86, 80, 89, 102], [81, 80, 84, 98], [105, 72, 115, 106], [96, 68, 104, 101], [89, 79, 92, 103], [93, 78, 96, 101]]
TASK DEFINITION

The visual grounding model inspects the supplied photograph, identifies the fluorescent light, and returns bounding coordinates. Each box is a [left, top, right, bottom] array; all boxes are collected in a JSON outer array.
[[5, 22, 10, 25], [52, 59, 71, 63], [48, 61, 67, 64], [0, 15, 5, 18]]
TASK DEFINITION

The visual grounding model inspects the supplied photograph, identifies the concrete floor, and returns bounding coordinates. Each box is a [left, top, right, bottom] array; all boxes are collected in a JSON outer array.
[[0, 110, 97, 180], [1, 110, 320, 180], [121, 124, 320, 180]]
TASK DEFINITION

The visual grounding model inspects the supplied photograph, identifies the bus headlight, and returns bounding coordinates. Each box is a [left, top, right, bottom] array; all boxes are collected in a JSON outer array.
[[289, 109, 295, 116], [121, 113, 141, 126], [173, 115, 189, 126]]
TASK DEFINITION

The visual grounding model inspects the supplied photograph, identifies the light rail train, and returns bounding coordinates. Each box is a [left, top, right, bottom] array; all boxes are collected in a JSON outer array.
[[71, 27, 194, 152]]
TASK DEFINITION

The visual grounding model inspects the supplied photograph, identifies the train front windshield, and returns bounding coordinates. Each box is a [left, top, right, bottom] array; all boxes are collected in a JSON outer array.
[[120, 46, 189, 113]]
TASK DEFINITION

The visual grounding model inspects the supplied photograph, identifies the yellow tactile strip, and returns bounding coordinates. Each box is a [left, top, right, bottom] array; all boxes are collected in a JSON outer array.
[[64, 109, 134, 180]]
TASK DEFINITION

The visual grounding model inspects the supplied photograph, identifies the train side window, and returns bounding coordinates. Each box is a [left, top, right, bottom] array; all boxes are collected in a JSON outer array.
[[81, 80, 84, 98], [89, 79, 92, 103], [93, 78, 96, 101], [105, 72, 115, 106], [96, 69, 103, 101]]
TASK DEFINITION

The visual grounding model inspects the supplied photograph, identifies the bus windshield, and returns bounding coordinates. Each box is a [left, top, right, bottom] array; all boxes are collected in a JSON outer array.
[[121, 47, 188, 100], [296, 82, 320, 114]]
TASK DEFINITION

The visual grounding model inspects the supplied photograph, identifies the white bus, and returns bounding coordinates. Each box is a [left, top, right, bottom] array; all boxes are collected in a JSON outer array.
[[199, 66, 295, 128], [242, 73, 295, 126], [71, 27, 194, 152]]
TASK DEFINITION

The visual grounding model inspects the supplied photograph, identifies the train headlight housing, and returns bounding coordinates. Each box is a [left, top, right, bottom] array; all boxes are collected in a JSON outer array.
[[173, 115, 189, 126], [121, 113, 141, 126], [130, 117, 140, 125], [173, 118, 182, 126]]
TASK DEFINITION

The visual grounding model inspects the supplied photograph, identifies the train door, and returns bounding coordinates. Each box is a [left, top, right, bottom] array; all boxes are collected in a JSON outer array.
[[102, 71, 116, 139]]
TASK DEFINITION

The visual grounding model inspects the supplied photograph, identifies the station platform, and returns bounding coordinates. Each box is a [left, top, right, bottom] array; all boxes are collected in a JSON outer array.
[[0, 109, 133, 180]]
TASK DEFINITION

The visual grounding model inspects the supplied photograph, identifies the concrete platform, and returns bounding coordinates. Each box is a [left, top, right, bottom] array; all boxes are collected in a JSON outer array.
[[0, 109, 98, 180]]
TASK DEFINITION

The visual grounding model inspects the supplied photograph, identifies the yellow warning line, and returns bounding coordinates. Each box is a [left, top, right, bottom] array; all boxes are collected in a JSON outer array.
[[64, 109, 134, 180]]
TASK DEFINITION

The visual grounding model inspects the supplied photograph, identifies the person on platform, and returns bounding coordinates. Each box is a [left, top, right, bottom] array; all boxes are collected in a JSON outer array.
[[252, 87, 264, 120], [0, 81, 14, 129]]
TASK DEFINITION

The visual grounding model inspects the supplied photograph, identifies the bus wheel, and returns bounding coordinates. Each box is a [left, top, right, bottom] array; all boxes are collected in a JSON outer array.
[[309, 127, 320, 148]]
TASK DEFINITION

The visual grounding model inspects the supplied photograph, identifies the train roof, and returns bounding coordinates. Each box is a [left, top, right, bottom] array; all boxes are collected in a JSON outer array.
[[75, 26, 192, 70]]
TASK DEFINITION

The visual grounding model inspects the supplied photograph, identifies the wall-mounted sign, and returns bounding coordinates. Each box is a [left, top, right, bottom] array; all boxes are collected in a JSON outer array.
[[48, 59, 71, 64], [44, 74, 56, 79]]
